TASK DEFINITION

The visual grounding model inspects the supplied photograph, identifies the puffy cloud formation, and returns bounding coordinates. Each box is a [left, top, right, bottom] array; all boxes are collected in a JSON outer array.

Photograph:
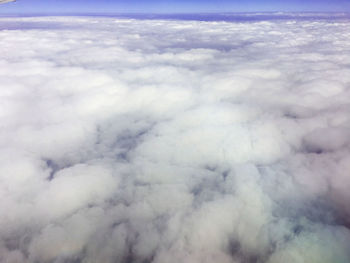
[[1, 15, 350, 263]]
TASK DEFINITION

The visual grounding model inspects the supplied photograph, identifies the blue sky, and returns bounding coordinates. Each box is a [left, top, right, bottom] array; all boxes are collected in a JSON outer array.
[[0, 0, 350, 14]]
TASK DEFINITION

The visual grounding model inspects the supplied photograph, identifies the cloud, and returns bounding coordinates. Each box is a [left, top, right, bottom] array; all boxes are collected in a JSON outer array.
[[0, 0, 16, 4], [1, 15, 350, 262]]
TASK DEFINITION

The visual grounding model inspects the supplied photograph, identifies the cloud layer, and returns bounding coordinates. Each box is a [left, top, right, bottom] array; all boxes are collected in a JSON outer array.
[[1, 15, 350, 263]]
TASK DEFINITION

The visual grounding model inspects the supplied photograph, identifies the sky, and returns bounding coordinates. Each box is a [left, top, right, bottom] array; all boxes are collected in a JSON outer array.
[[0, 0, 350, 14]]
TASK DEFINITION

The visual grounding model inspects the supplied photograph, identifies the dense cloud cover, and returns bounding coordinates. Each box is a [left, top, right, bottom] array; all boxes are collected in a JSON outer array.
[[1, 15, 350, 262]]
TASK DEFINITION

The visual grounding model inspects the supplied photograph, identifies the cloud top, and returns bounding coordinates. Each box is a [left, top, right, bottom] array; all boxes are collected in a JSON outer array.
[[1, 16, 350, 263]]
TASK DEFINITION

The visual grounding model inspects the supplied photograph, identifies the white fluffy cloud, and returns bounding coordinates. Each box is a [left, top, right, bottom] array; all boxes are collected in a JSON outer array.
[[1, 15, 350, 263]]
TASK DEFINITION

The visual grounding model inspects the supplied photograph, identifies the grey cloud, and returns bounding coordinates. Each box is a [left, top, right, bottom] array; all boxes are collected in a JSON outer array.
[[0, 0, 16, 4], [1, 16, 350, 263]]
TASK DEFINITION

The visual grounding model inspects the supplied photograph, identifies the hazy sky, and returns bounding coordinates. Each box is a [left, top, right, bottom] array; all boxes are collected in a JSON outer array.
[[0, 0, 350, 14]]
